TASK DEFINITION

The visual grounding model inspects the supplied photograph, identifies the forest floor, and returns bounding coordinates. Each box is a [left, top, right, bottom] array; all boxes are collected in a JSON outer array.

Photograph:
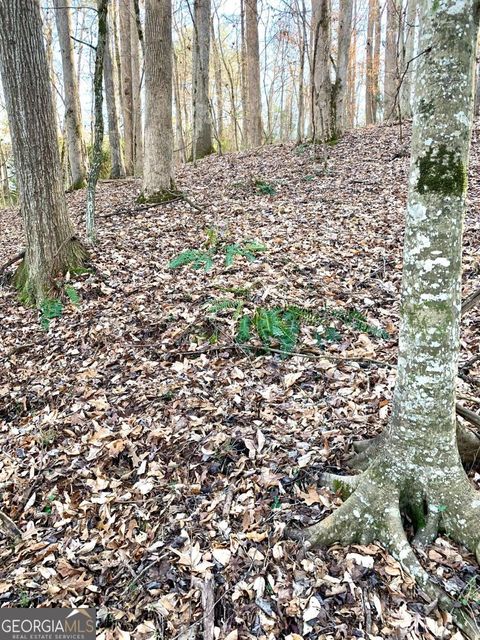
[[1, 122, 480, 640]]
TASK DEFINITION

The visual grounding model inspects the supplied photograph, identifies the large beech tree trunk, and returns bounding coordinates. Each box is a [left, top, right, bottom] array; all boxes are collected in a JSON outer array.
[[298, 1, 480, 632], [0, 0, 87, 303], [191, 0, 214, 160], [119, 0, 134, 175], [52, 0, 87, 190], [142, 0, 174, 200], [104, 15, 126, 179], [245, 0, 262, 147]]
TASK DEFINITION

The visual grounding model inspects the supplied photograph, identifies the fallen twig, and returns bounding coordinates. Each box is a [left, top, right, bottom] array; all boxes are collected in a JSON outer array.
[[102, 197, 183, 219], [0, 249, 25, 274]]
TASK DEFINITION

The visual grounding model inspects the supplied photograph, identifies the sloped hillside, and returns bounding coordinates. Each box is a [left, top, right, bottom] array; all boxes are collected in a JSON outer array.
[[0, 122, 479, 639]]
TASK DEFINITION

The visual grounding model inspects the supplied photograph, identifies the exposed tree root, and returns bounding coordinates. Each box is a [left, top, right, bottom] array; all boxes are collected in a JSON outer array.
[[290, 464, 480, 639]]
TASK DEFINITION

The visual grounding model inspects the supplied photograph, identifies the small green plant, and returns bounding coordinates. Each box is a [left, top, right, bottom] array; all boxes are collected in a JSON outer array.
[[169, 233, 266, 272], [65, 284, 80, 304], [208, 300, 390, 357], [459, 577, 480, 606], [254, 179, 276, 196], [40, 298, 63, 330], [43, 493, 56, 514], [18, 591, 31, 607], [169, 249, 214, 271], [224, 241, 266, 266]]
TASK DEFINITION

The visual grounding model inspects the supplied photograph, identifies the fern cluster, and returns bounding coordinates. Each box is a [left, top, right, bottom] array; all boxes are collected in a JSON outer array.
[[169, 234, 266, 272], [208, 299, 390, 357]]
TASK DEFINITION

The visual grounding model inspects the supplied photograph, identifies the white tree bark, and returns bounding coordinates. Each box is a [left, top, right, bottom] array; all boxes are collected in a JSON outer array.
[[52, 0, 87, 189], [384, 0, 400, 120], [334, 0, 354, 136], [301, 2, 480, 630], [104, 15, 126, 179], [142, 0, 174, 200], [119, 0, 134, 175], [131, 7, 143, 176]]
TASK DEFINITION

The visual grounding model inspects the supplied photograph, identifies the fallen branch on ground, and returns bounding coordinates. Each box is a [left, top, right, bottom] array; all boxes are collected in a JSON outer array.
[[0, 249, 25, 274]]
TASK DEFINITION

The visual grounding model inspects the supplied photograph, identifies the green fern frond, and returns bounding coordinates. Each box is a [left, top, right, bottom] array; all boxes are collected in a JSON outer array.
[[236, 315, 252, 343], [169, 249, 214, 271]]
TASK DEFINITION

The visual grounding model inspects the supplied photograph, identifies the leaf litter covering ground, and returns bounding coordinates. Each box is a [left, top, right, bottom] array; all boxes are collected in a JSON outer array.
[[0, 122, 480, 639]]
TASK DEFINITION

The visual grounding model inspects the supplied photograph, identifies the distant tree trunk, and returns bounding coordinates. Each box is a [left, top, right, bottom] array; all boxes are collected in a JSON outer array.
[[346, 2, 357, 129], [191, 0, 213, 160], [173, 52, 187, 163], [245, 0, 262, 147], [240, 0, 248, 146], [312, 0, 334, 142], [131, 7, 143, 175], [334, 0, 354, 137], [384, 0, 400, 120], [53, 0, 87, 190], [142, 0, 174, 200], [86, 0, 108, 244], [365, 0, 378, 125], [0, 0, 87, 304], [296, 0, 307, 143], [104, 14, 125, 179], [400, 0, 417, 118], [119, 0, 134, 175], [211, 22, 224, 144]]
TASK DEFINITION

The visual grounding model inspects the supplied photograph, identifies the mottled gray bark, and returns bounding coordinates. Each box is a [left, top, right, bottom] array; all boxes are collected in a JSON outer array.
[[365, 0, 380, 124], [53, 0, 87, 189], [245, 0, 262, 147], [142, 0, 174, 200], [131, 8, 143, 176], [334, 0, 354, 136], [119, 0, 134, 175], [86, 0, 108, 244], [384, 0, 400, 120], [104, 16, 125, 179], [400, 0, 418, 118], [311, 0, 334, 141], [300, 1, 480, 631], [191, 0, 214, 160], [0, 0, 86, 303]]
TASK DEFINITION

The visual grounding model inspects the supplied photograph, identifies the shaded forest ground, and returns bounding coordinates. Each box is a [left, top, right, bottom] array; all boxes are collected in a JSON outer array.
[[0, 122, 480, 639]]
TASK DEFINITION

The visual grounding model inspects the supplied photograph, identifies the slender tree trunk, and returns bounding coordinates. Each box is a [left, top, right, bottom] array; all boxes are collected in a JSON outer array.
[[0, 141, 9, 206], [211, 21, 224, 145], [0, 0, 87, 304], [372, 0, 381, 123], [240, 0, 248, 146], [384, 0, 400, 120], [333, 0, 353, 137], [365, 0, 378, 125], [104, 13, 125, 179], [119, 0, 134, 175], [131, 7, 143, 176], [191, 0, 213, 160], [296, 0, 307, 143], [300, 2, 480, 633], [245, 0, 262, 147], [173, 52, 187, 163], [53, 0, 87, 190], [86, 0, 108, 244], [142, 0, 174, 200], [346, 2, 357, 129], [312, 0, 334, 142], [399, 0, 416, 117]]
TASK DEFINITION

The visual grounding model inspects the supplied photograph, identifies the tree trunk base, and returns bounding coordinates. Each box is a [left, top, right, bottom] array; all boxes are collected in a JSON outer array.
[[350, 422, 480, 469], [137, 188, 180, 205], [290, 458, 480, 639], [13, 238, 88, 305]]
